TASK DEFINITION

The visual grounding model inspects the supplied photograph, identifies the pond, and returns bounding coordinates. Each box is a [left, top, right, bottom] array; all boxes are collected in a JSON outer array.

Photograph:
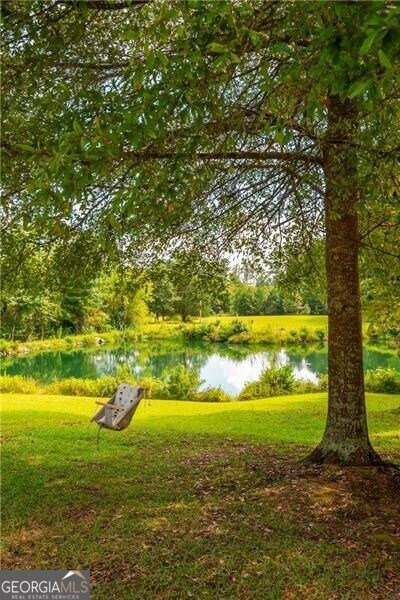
[[2, 340, 399, 396]]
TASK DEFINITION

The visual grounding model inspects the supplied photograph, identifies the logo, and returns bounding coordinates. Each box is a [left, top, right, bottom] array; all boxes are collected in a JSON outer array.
[[0, 570, 90, 600]]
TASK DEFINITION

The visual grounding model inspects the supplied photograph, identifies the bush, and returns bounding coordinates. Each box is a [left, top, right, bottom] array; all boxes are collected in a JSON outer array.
[[115, 364, 135, 383], [238, 365, 331, 400], [364, 368, 400, 394], [239, 364, 296, 400], [47, 376, 118, 397], [259, 363, 296, 391], [217, 319, 248, 342], [137, 376, 167, 398], [228, 331, 252, 344], [0, 375, 40, 394], [163, 365, 204, 400], [193, 387, 232, 402], [227, 319, 249, 336], [294, 378, 324, 394], [0, 339, 11, 354], [185, 319, 249, 343], [317, 374, 329, 391], [298, 327, 311, 343], [184, 322, 214, 341]]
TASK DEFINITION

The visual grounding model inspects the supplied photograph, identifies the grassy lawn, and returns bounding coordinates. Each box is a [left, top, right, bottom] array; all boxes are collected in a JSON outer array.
[[143, 314, 331, 336], [2, 393, 399, 599], [201, 314, 329, 331]]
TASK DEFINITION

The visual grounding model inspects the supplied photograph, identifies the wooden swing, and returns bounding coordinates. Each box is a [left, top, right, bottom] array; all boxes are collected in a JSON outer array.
[[91, 384, 145, 431]]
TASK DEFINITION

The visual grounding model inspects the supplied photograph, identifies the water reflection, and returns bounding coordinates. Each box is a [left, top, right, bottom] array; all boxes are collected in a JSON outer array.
[[2, 340, 399, 396]]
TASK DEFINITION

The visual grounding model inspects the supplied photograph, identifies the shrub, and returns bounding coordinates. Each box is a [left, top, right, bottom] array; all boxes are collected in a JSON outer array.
[[115, 364, 135, 383], [364, 368, 400, 394], [298, 327, 311, 343], [47, 376, 118, 397], [184, 319, 249, 343], [228, 331, 252, 344], [218, 319, 248, 342], [317, 374, 329, 391], [288, 329, 299, 343], [228, 319, 249, 336], [163, 365, 204, 399], [260, 363, 296, 391], [193, 387, 232, 402], [137, 376, 167, 398], [294, 378, 324, 394], [367, 324, 380, 340], [315, 328, 326, 342], [239, 364, 296, 400], [0, 375, 40, 394], [0, 339, 10, 354], [184, 322, 214, 341]]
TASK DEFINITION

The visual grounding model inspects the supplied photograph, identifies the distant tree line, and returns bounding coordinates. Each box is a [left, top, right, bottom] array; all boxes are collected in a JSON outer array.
[[1, 249, 327, 341]]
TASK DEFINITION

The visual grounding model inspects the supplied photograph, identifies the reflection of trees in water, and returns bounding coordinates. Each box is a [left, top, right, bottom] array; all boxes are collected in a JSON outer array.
[[146, 344, 211, 378], [286, 349, 328, 375], [1, 349, 102, 382], [2, 341, 399, 384], [363, 347, 400, 371]]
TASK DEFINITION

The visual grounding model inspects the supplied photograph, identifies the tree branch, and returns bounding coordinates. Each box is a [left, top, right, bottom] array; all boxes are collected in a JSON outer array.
[[126, 150, 321, 166], [84, 0, 149, 9]]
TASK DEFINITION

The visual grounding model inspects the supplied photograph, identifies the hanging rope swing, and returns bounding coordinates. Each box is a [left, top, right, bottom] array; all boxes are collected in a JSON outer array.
[[90, 214, 145, 434]]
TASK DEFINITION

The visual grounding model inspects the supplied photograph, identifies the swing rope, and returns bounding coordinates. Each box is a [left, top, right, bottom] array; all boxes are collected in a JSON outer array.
[[96, 423, 102, 450], [119, 218, 128, 367]]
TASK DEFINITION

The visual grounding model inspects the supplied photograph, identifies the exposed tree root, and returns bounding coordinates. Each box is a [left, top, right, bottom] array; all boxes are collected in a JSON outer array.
[[302, 444, 395, 468]]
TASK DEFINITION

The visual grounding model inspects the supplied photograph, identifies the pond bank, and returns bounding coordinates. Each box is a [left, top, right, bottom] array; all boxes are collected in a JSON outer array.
[[0, 314, 386, 357]]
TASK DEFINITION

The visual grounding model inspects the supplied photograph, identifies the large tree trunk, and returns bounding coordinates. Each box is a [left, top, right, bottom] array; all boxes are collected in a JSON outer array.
[[306, 96, 383, 466]]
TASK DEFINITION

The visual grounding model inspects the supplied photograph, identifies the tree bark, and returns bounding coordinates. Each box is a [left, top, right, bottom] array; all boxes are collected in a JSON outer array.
[[306, 95, 383, 466]]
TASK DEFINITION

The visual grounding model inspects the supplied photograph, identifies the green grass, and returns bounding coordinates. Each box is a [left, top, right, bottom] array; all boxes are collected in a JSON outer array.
[[2, 392, 399, 599], [201, 314, 329, 332]]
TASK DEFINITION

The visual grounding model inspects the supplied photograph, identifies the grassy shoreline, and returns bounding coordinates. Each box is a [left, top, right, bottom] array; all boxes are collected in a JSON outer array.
[[2, 364, 400, 398], [1, 314, 384, 357]]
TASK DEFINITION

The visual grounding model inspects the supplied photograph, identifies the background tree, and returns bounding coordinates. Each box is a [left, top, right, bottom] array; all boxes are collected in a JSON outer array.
[[169, 250, 230, 322], [148, 261, 178, 321]]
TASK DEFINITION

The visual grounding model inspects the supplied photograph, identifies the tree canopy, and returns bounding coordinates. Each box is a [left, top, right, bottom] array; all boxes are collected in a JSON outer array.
[[1, 0, 399, 464]]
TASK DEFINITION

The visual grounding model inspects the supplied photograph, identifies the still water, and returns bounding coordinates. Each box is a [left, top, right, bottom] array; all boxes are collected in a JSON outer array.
[[2, 341, 399, 396]]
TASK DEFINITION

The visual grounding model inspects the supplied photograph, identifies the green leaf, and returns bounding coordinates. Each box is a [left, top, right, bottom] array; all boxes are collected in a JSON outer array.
[[108, 214, 122, 234], [211, 55, 229, 70], [274, 128, 284, 146], [378, 49, 392, 69], [249, 31, 262, 47], [16, 143, 36, 153], [359, 29, 379, 55], [147, 127, 158, 139], [121, 30, 136, 41], [78, 1, 88, 17], [348, 79, 372, 98], [207, 42, 227, 54], [157, 52, 169, 67], [73, 119, 83, 135], [229, 52, 241, 64], [282, 130, 293, 146]]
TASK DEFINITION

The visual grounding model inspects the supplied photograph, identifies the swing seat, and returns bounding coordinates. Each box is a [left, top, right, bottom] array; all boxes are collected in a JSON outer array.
[[91, 384, 145, 431]]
